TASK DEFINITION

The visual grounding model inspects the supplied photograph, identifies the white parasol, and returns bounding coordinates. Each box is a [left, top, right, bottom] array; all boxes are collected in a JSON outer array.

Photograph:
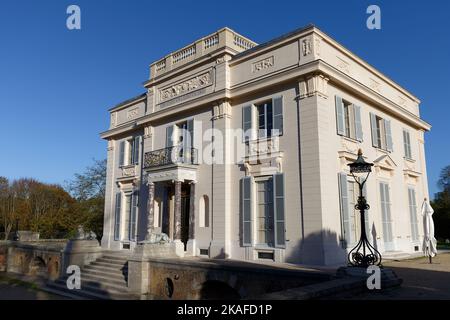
[[422, 198, 438, 263]]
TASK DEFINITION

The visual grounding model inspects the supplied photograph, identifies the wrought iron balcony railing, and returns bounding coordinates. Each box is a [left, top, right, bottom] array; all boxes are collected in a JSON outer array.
[[144, 146, 198, 169]]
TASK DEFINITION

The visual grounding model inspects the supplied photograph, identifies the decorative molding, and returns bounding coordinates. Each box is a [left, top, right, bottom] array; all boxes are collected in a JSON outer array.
[[159, 70, 212, 102], [127, 108, 139, 120], [107, 140, 114, 151], [146, 167, 197, 183], [252, 56, 274, 73], [110, 112, 117, 127], [302, 38, 312, 56], [398, 96, 407, 107], [298, 73, 329, 99], [216, 57, 225, 64], [369, 78, 381, 93], [122, 165, 136, 177], [144, 126, 153, 139], [212, 101, 231, 120], [336, 56, 350, 74], [314, 37, 321, 57]]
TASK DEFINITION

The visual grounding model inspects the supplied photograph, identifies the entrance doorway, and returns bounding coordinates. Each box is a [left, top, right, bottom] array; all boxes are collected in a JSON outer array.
[[161, 182, 191, 251]]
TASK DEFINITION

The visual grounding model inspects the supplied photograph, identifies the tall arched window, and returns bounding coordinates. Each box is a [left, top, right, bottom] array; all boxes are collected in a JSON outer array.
[[199, 195, 209, 227]]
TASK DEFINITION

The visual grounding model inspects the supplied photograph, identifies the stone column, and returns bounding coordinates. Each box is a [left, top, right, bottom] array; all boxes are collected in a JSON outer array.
[[189, 181, 196, 240], [173, 180, 182, 240], [145, 180, 155, 240]]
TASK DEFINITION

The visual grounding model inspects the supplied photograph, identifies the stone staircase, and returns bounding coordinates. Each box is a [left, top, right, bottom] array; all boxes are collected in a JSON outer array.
[[44, 251, 140, 300]]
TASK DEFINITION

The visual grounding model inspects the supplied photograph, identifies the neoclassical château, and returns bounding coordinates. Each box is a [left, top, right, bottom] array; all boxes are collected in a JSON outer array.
[[100, 25, 431, 266]]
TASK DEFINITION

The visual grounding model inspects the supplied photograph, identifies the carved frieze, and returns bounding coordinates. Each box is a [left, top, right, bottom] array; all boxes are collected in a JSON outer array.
[[298, 73, 329, 99], [110, 112, 117, 127], [252, 56, 274, 73], [336, 56, 350, 74], [122, 165, 136, 177], [369, 78, 381, 93], [302, 38, 312, 56], [127, 108, 139, 120], [159, 71, 212, 102]]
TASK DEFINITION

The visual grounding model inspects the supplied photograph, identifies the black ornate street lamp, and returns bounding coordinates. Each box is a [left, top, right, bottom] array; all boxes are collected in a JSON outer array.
[[347, 149, 382, 268]]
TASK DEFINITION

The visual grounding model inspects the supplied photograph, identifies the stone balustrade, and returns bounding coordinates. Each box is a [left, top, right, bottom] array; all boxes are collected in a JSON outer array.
[[149, 27, 257, 79]]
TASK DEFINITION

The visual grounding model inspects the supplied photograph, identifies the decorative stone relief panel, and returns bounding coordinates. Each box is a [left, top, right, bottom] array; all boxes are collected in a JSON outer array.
[[298, 73, 329, 99], [110, 112, 117, 127], [159, 70, 213, 103], [369, 78, 381, 93], [251, 56, 274, 73], [302, 37, 312, 56], [336, 56, 351, 74], [127, 108, 139, 120]]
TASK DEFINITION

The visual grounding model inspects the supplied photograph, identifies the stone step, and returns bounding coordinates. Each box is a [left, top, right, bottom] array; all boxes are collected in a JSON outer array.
[[81, 273, 127, 287], [82, 268, 127, 281], [45, 281, 134, 300], [89, 261, 129, 271], [101, 255, 130, 262], [94, 257, 129, 266], [55, 278, 128, 295]]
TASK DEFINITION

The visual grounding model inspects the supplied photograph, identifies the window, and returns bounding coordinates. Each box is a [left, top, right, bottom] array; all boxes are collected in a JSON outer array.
[[199, 195, 209, 228], [242, 96, 283, 142], [257, 101, 273, 139], [119, 136, 141, 166], [338, 173, 370, 248], [240, 173, 285, 248], [123, 194, 132, 241], [335, 96, 363, 141], [166, 120, 194, 162], [256, 179, 274, 246], [403, 129, 413, 159], [408, 187, 419, 241], [370, 113, 393, 152]]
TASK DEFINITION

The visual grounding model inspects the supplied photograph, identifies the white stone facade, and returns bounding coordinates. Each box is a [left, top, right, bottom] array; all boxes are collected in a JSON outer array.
[[100, 26, 431, 266]]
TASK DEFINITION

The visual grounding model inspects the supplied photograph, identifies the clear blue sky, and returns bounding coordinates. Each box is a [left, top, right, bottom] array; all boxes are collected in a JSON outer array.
[[0, 0, 448, 197]]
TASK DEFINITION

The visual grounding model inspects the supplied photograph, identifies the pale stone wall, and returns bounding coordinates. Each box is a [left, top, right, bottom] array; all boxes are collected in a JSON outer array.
[[100, 25, 431, 265]]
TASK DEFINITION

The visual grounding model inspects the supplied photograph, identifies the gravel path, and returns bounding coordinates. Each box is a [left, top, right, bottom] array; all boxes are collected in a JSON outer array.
[[339, 252, 450, 299]]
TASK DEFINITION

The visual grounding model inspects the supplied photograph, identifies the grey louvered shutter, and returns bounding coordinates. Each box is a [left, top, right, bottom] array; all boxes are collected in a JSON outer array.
[[354, 105, 363, 142], [408, 188, 419, 241], [133, 136, 141, 165], [242, 105, 252, 142], [114, 192, 121, 241], [119, 141, 125, 166], [338, 172, 351, 247], [241, 176, 252, 246], [129, 191, 138, 241], [273, 173, 286, 248], [384, 119, 393, 152], [335, 96, 345, 136], [272, 96, 283, 136], [370, 113, 379, 147], [403, 129, 412, 159]]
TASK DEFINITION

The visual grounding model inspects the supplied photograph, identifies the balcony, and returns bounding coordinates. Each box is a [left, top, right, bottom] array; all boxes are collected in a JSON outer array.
[[144, 146, 198, 169]]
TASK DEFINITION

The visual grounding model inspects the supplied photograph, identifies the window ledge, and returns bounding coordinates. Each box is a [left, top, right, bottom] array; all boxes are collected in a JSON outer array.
[[340, 135, 360, 144], [404, 157, 415, 163]]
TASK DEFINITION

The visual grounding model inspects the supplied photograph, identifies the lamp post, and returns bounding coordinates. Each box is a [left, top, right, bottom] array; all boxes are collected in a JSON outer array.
[[347, 149, 382, 268]]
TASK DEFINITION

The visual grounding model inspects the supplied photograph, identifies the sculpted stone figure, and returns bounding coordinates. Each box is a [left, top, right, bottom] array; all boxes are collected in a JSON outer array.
[[142, 232, 170, 244]]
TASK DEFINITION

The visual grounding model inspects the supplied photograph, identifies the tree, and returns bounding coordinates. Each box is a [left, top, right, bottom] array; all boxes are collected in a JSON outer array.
[[66, 159, 106, 201], [432, 165, 450, 241], [65, 159, 106, 239]]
